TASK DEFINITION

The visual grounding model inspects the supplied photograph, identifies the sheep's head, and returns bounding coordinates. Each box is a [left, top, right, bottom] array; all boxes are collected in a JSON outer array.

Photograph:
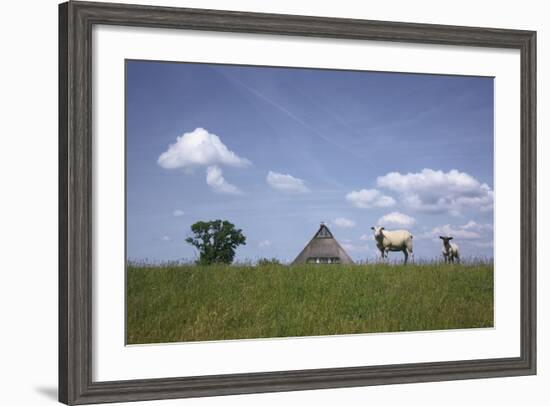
[[371, 226, 385, 239], [439, 236, 453, 244]]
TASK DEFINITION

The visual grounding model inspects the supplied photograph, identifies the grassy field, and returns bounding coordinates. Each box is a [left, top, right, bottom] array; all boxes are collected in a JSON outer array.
[[126, 262, 493, 344]]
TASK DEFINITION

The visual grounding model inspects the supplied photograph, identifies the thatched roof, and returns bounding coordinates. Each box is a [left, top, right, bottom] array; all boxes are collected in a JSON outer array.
[[292, 223, 354, 265]]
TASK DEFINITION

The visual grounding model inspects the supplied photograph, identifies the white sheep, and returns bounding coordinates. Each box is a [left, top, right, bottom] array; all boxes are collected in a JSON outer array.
[[439, 236, 460, 263], [371, 226, 414, 264]]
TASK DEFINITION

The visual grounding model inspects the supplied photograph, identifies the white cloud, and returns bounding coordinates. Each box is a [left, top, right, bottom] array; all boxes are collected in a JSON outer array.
[[377, 211, 416, 228], [158, 127, 251, 170], [376, 169, 493, 215], [258, 240, 271, 248], [420, 221, 493, 240], [206, 165, 242, 195], [427, 224, 481, 239], [341, 243, 369, 253], [461, 220, 493, 232], [173, 210, 185, 217], [345, 189, 396, 209], [266, 171, 309, 193], [161, 235, 172, 241], [359, 234, 373, 241], [332, 217, 356, 228]]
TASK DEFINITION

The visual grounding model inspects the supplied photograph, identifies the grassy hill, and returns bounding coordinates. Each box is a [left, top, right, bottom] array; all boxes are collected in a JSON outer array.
[[126, 262, 493, 344]]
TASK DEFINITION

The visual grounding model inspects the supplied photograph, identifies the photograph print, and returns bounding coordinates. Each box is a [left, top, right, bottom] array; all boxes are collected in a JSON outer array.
[[126, 60, 494, 345]]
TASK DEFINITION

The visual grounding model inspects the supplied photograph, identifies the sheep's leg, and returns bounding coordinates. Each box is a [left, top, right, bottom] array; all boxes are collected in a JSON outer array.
[[409, 249, 414, 264], [379, 248, 386, 262], [403, 249, 408, 265], [456, 255, 460, 264], [405, 240, 414, 264]]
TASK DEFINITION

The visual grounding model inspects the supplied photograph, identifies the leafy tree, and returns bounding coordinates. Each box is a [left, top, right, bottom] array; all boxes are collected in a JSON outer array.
[[185, 220, 246, 265], [257, 257, 282, 267]]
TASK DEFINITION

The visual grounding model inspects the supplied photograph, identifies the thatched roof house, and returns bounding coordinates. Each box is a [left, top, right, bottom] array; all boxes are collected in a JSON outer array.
[[292, 223, 354, 265]]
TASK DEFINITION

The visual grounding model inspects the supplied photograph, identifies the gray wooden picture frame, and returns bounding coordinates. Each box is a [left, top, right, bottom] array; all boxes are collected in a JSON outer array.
[[59, 1, 537, 404]]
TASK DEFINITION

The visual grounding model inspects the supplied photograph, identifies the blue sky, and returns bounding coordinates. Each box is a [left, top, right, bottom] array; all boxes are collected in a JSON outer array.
[[126, 60, 494, 263]]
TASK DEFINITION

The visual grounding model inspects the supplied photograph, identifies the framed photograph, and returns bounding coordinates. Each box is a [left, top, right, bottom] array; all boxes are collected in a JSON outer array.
[[59, 1, 536, 404]]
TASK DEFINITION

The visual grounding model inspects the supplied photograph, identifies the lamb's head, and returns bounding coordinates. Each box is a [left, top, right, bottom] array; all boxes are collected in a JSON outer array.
[[439, 236, 453, 244], [371, 226, 385, 240]]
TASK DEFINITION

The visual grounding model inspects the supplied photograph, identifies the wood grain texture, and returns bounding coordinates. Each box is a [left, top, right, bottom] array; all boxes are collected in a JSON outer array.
[[58, 3, 69, 404], [58, 1, 537, 404]]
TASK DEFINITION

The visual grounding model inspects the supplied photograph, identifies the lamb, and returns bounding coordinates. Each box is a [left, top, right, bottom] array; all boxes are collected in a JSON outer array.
[[439, 236, 460, 263], [371, 226, 414, 264]]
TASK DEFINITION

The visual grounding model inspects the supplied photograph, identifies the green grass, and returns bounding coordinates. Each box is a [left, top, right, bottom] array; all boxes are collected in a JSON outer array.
[[126, 263, 493, 344]]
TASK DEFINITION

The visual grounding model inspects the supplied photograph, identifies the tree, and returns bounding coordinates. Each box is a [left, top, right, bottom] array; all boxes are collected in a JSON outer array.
[[257, 257, 281, 267], [185, 220, 246, 265]]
